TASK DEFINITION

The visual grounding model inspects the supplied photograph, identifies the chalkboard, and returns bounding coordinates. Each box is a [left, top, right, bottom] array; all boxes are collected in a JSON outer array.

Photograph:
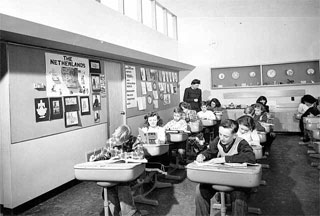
[[125, 64, 180, 118], [7, 44, 108, 143], [211, 65, 261, 88]]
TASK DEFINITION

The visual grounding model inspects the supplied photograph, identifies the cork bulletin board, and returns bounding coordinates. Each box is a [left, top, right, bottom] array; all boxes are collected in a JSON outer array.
[[125, 64, 180, 118], [7, 44, 108, 143], [211, 65, 261, 88]]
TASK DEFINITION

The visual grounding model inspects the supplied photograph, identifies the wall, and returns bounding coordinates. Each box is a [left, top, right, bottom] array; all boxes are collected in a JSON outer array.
[[0, 0, 179, 61], [178, 16, 320, 106]]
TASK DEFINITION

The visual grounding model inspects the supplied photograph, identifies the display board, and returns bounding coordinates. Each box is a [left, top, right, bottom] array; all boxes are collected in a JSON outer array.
[[211, 65, 261, 88], [125, 64, 180, 118], [262, 61, 320, 85], [211, 60, 319, 89], [8, 44, 108, 143]]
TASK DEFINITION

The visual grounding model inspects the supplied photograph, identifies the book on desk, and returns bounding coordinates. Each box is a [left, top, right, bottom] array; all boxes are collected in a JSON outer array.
[[139, 128, 158, 144]]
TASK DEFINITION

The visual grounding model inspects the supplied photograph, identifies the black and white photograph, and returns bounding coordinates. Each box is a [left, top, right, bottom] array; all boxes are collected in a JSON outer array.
[[1, 1, 319, 216]]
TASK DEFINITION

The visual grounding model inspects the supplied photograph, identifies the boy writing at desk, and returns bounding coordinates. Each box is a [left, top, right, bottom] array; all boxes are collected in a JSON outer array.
[[195, 119, 256, 216]]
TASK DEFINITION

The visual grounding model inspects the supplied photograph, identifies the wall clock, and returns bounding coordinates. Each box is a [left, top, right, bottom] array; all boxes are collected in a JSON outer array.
[[249, 71, 256, 78], [307, 68, 315, 75], [286, 69, 294, 76], [267, 69, 276, 78], [218, 73, 225, 80], [232, 71, 240, 79]]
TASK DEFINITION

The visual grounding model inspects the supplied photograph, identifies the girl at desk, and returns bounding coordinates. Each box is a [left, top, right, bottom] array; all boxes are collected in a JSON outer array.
[[195, 119, 255, 216], [90, 124, 144, 216], [164, 108, 188, 166], [141, 112, 170, 166], [237, 115, 261, 147], [208, 98, 224, 138]]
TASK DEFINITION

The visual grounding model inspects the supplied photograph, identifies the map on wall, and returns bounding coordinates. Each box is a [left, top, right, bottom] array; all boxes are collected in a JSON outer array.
[[45, 53, 90, 96]]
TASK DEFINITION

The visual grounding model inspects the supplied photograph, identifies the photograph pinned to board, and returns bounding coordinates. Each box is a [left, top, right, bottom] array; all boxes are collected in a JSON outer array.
[[158, 70, 162, 82], [162, 71, 166, 82], [45, 53, 90, 97], [163, 94, 171, 105], [65, 111, 79, 127], [152, 90, 159, 100], [153, 100, 159, 109], [35, 98, 50, 122], [100, 74, 106, 96], [92, 93, 101, 110], [150, 69, 158, 81], [146, 82, 153, 92], [89, 59, 101, 74], [158, 82, 164, 92], [64, 96, 79, 112], [163, 83, 167, 93], [152, 81, 157, 90], [146, 68, 151, 81], [159, 92, 164, 100], [140, 82, 147, 95], [94, 110, 100, 123], [137, 97, 147, 111], [166, 83, 171, 94], [172, 85, 178, 94], [91, 74, 101, 92], [49, 97, 63, 120], [80, 96, 90, 115], [169, 72, 173, 82], [140, 68, 146, 81]]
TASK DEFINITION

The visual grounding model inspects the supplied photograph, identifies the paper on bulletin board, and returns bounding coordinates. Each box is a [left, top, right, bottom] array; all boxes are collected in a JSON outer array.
[[153, 91, 159, 100], [137, 97, 147, 110], [146, 82, 153, 92], [125, 65, 138, 108], [163, 94, 171, 105], [45, 53, 90, 97], [141, 82, 147, 95], [153, 100, 159, 109]]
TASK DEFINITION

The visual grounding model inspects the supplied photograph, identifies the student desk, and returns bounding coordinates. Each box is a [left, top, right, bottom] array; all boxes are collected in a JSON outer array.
[[74, 160, 146, 216]]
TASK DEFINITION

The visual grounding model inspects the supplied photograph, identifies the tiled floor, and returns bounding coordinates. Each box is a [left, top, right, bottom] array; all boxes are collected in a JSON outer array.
[[4, 134, 320, 216]]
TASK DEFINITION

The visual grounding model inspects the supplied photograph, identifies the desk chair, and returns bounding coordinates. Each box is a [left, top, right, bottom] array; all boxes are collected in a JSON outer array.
[[97, 182, 118, 216], [212, 185, 262, 216]]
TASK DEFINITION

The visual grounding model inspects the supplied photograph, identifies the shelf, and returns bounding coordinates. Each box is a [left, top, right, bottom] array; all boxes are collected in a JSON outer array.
[[212, 82, 320, 89]]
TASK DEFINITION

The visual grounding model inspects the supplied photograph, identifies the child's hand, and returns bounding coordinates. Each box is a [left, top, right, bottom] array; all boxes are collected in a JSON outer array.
[[196, 154, 205, 162], [208, 157, 225, 164]]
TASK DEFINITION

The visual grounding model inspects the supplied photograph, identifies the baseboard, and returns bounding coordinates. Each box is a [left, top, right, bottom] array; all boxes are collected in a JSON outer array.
[[1, 179, 81, 215]]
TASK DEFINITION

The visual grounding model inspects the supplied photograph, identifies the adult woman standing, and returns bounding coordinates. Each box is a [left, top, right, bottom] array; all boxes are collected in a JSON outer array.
[[183, 79, 202, 112]]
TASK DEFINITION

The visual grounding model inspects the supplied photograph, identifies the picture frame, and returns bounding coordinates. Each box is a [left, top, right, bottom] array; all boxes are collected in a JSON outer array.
[[89, 59, 101, 74], [65, 111, 79, 127], [80, 96, 90, 115], [91, 74, 101, 92], [64, 96, 79, 111], [50, 97, 63, 120], [92, 93, 101, 110], [35, 98, 50, 122]]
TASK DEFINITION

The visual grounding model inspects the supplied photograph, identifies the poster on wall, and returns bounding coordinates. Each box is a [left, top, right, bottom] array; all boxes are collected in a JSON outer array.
[[49, 97, 63, 120], [35, 98, 50, 122], [45, 53, 90, 97], [125, 65, 138, 108]]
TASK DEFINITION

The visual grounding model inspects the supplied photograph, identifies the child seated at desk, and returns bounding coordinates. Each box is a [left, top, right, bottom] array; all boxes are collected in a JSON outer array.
[[244, 105, 265, 132], [141, 112, 169, 167], [237, 115, 261, 147], [197, 101, 217, 144], [195, 119, 255, 216], [90, 124, 144, 216], [164, 108, 188, 166], [300, 99, 320, 142]]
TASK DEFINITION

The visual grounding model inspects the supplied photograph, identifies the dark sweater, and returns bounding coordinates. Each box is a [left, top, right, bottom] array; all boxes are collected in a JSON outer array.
[[201, 136, 256, 163], [183, 87, 202, 112]]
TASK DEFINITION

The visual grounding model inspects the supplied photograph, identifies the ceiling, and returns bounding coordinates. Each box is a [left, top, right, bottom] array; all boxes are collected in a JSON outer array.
[[157, 0, 320, 18]]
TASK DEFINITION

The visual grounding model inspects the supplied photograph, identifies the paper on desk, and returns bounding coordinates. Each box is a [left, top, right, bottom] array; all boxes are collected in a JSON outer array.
[[194, 161, 259, 168]]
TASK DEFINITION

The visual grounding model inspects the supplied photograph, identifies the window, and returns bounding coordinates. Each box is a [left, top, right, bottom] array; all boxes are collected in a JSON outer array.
[[156, 3, 164, 34], [142, 0, 152, 28], [124, 0, 138, 21], [167, 12, 174, 38]]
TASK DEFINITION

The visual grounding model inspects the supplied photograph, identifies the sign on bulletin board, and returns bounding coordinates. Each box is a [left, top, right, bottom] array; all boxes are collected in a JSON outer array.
[[45, 53, 90, 97]]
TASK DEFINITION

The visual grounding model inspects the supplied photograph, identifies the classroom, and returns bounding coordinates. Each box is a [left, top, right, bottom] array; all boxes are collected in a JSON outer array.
[[0, 0, 319, 216]]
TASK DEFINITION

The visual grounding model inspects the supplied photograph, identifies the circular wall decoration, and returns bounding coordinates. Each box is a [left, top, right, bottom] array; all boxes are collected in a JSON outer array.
[[307, 68, 315, 75], [249, 71, 256, 78], [286, 69, 294, 76], [147, 95, 153, 104], [232, 71, 240, 79], [267, 69, 276, 78], [218, 73, 225, 80]]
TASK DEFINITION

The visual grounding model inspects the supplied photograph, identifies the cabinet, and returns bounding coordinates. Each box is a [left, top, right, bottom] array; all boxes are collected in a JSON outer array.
[[211, 60, 319, 89]]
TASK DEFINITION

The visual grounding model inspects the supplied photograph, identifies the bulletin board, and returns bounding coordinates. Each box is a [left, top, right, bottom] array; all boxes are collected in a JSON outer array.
[[211, 65, 261, 88], [125, 64, 180, 118], [7, 44, 108, 143], [262, 61, 320, 85]]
